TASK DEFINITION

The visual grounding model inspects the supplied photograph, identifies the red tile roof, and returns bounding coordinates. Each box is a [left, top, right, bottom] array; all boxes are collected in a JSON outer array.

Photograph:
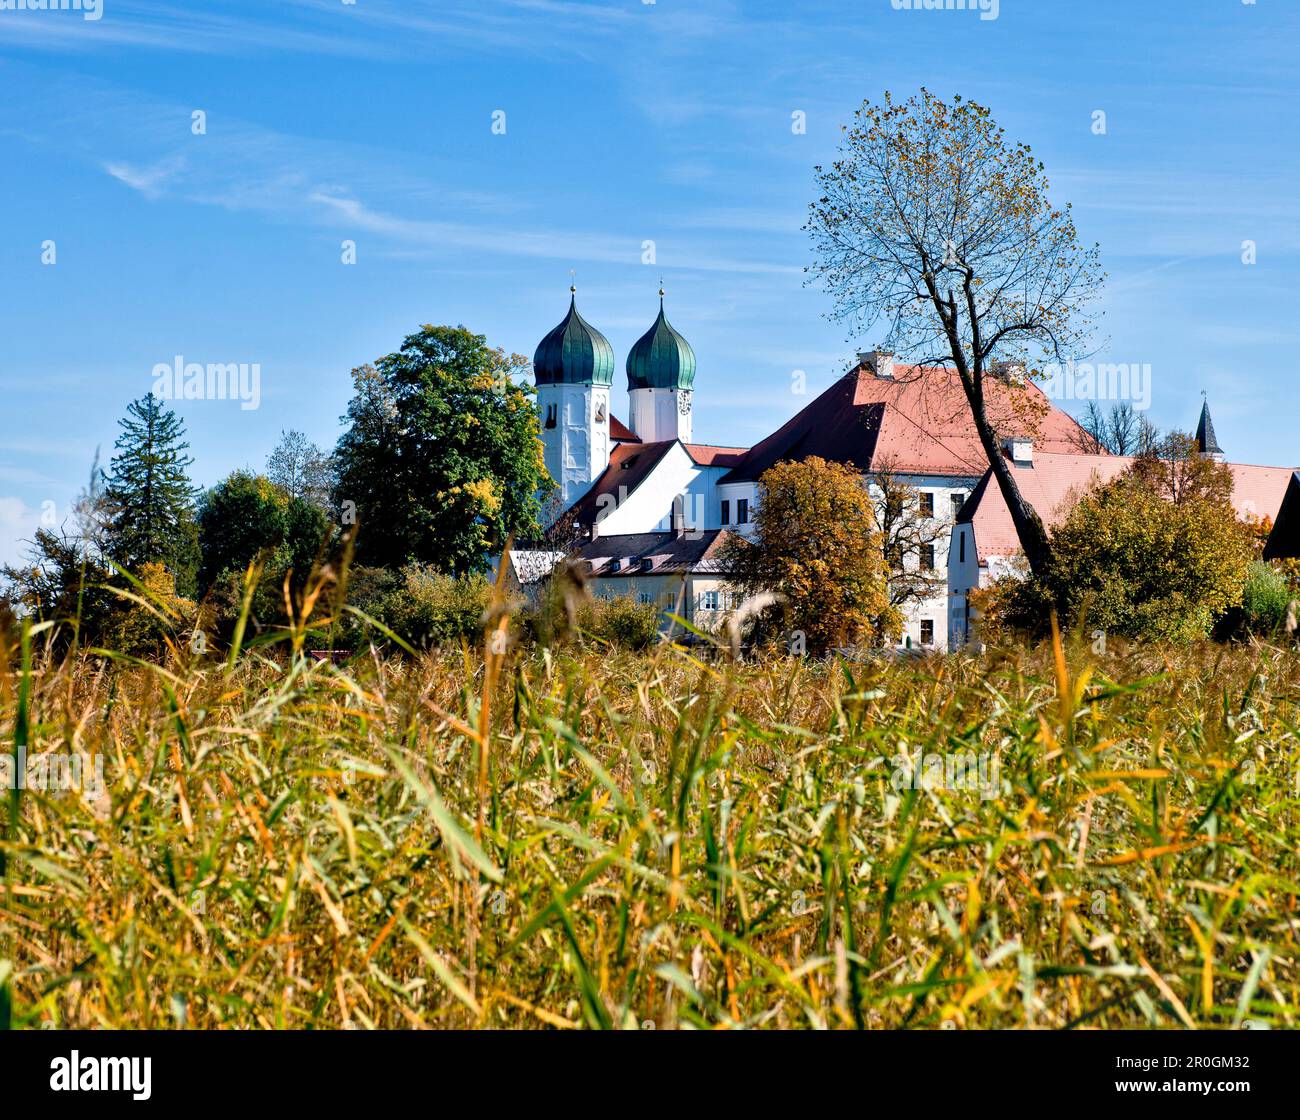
[[721, 362, 1094, 483], [961, 454, 1132, 565], [609, 414, 640, 443], [961, 453, 1296, 566], [685, 443, 749, 468], [1228, 462, 1295, 525]]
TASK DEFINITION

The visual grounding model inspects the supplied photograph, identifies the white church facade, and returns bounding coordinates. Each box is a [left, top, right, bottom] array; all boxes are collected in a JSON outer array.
[[518, 290, 1294, 651]]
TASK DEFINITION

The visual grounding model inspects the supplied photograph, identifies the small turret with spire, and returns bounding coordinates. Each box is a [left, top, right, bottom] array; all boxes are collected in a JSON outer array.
[[1196, 393, 1224, 462]]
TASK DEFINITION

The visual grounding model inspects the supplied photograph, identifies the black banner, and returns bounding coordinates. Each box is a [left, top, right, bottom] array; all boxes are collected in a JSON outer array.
[[0, 1027, 1289, 1106]]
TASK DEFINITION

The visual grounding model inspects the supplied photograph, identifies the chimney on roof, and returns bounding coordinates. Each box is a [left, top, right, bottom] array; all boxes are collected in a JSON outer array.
[[858, 349, 895, 379], [1002, 437, 1033, 466], [991, 359, 1026, 384]]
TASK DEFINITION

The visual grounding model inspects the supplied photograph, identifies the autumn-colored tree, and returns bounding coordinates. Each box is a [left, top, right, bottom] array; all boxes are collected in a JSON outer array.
[[1128, 431, 1232, 506], [720, 457, 895, 654], [1013, 445, 1252, 641], [808, 89, 1104, 578]]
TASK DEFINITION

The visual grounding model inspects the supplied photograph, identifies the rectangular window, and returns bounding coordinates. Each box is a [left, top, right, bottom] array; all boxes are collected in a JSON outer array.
[[737, 498, 749, 524], [720, 500, 730, 526], [919, 492, 934, 518], [951, 492, 965, 517], [921, 544, 935, 571], [920, 620, 934, 646], [638, 593, 653, 605], [701, 590, 719, 611], [544, 403, 557, 430], [959, 529, 966, 563], [887, 544, 904, 571]]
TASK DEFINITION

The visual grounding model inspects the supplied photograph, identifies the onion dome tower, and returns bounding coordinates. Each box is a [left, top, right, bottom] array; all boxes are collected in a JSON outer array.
[[533, 286, 616, 515], [627, 288, 696, 443]]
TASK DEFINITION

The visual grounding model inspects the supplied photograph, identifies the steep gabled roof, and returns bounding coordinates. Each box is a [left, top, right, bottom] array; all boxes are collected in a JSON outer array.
[[1263, 472, 1300, 560], [958, 453, 1133, 565], [720, 362, 1094, 483], [1228, 462, 1294, 525], [564, 439, 677, 527]]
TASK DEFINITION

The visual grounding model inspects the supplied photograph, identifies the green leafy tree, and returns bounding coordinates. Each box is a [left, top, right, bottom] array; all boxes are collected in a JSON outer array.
[[333, 325, 552, 572], [721, 456, 895, 654], [197, 470, 328, 591], [103, 394, 200, 594], [807, 89, 1105, 578]]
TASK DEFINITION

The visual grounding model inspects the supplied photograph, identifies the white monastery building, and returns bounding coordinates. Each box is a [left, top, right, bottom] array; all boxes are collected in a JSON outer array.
[[517, 289, 1295, 650]]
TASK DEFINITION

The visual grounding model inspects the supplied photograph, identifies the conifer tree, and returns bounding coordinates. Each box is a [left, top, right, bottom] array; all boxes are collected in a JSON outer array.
[[103, 394, 200, 594]]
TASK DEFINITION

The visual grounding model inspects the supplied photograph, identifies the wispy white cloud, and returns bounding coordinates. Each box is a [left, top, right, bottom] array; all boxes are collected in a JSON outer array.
[[103, 153, 187, 198]]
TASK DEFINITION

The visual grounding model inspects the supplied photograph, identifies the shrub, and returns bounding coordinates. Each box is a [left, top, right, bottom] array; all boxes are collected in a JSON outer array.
[[346, 564, 489, 648], [579, 594, 662, 650], [109, 562, 197, 659], [1239, 561, 1293, 636], [995, 445, 1253, 643]]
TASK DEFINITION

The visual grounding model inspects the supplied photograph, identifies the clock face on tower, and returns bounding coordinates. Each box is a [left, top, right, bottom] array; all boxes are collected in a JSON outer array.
[[677, 390, 692, 415]]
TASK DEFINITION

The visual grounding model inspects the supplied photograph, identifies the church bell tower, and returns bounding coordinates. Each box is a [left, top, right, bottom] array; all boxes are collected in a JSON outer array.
[[533, 286, 615, 518]]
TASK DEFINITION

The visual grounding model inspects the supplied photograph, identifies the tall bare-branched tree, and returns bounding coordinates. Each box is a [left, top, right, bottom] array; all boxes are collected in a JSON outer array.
[[868, 459, 948, 617], [808, 89, 1105, 576], [1073, 401, 1160, 456]]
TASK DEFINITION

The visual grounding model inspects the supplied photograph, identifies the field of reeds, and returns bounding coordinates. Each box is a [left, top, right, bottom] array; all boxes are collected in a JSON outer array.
[[2, 604, 1298, 1030]]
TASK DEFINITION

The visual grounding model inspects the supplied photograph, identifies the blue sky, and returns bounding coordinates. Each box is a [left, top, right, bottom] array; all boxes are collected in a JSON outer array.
[[2, 0, 1298, 564]]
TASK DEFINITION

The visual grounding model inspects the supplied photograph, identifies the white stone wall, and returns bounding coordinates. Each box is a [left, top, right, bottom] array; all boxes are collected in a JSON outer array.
[[945, 522, 982, 649], [582, 441, 987, 653], [716, 481, 758, 537], [538, 383, 610, 514], [593, 442, 698, 536], [881, 474, 978, 652], [629, 386, 692, 443]]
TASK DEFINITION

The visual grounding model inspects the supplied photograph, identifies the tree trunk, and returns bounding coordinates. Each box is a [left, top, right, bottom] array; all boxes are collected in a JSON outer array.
[[967, 391, 1053, 578]]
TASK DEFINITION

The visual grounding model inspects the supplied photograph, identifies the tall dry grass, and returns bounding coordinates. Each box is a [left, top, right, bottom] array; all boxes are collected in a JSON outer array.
[[2, 598, 1298, 1029]]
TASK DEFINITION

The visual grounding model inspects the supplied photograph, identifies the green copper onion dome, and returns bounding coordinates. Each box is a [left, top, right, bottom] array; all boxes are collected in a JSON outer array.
[[533, 287, 615, 387], [626, 290, 696, 391]]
